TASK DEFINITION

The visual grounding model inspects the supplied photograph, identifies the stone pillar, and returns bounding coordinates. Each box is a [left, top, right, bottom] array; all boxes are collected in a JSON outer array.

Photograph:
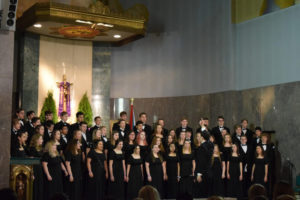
[[19, 33, 40, 113], [92, 43, 111, 131], [0, 30, 14, 188]]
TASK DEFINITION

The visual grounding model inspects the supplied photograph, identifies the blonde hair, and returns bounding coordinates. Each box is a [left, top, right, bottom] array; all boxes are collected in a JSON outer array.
[[223, 133, 232, 145], [211, 144, 221, 166], [92, 129, 101, 140], [45, 140, 59, 158], [29, 134, 43, 151]]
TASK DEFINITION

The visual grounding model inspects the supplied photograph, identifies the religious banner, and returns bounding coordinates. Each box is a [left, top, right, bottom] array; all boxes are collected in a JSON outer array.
[[57, 75, 73, 116]]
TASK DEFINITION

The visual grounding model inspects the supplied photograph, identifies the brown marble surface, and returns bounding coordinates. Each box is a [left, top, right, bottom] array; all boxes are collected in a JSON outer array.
[[0, 31, 14, 188]]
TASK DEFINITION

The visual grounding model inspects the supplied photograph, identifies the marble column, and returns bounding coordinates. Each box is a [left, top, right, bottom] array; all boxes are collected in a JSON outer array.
[[0, 30, 14, 188], [20, 33, 40, 113], [92, 43, 111, 131]]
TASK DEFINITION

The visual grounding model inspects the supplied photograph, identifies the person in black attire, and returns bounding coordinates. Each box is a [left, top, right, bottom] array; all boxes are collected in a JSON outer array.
[[175, 118, 193, 138], [44, 120, 54, 145], [165, 143, 179, 199], [123, 131, 136, 162], [134, 112, 152, 143], [112, 111, 131, 132], [211, 116, 230, 148], [60, 125, 69, 152], [126, 145, 144, 200], [178, 140, 195, 197], [28, 134, 44, 200], [69, 112, 84, 140], [25, 110, 35, 130], [232, 125, 243, 146], [16, 108, 25, 131], [241, 119, 254, 145], [145, 144, 167, 198], [11, 118, 21, 153], [134, 121, 144, 135], [196, 117, 210, 134], [209, 144, 226, 196], [87, 140, 108, 200], [26, 117, 41, 146], [116, 119, 130, 141], [240, 135, 253, 197], [251, 145, 268, 190], [11, 131, 28, 157], [226, 143, 243, 198], [65, 139, 82, 200], [42, 140, 68, 200], [54, 112, 70, 136], [89, 116, 102, 135], [108, 140, 126, 200], [157, 119, 169, 138], [253, 127, 263, 149], [194, 131, 212, 198], [43, 111, 53, 125]]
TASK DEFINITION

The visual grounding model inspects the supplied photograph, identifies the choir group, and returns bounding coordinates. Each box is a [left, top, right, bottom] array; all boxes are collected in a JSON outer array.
[[11, 109, 277, 200]]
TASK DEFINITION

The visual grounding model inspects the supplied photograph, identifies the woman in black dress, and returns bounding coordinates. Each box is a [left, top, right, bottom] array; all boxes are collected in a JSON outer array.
[[165, 143, 179, 199], [164, 134, 175, 150], [136, 131, 148, 160], [92, 129, 102, 141], [123, 131, 136, 162], [178, 140, 195, 197], [42, 140, 68, 200], [145, 144, 167, 197], [35, 125, 45, 137], [107, 131, 120, 158], [50, 130, 63, 156], [65, 139, 82, 200], [251, 145, 268, 188], [29, 133, 44, 200], [108, 140, 126, 200], [150, 136, 165, 156], [221, 133, 232, 196], [226, 143, 243, 198], [176, 131, 186, 153], [209, 144, 226, 196], [126, 145, 144, 199], [152, 124, 165, 144], [87, 140, 108, 200], [12, 131, 28, 157]]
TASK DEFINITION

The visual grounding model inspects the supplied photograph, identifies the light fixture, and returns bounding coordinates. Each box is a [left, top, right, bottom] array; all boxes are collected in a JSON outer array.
[[97, 23, 114, 28], [113, 34, 121, 38], [33, 23, 42, 28]]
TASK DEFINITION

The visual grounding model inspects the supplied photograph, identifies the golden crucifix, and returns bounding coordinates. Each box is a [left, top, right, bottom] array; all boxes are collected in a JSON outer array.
[[57, 75, 73, 115]]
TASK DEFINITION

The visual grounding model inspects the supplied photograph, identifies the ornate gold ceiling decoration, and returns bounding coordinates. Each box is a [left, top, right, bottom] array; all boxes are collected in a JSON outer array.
[[17, 0, 148, 45]]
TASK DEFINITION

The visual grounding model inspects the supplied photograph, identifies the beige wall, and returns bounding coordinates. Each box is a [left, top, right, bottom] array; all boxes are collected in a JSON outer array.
[[38, 36, 92, 123]]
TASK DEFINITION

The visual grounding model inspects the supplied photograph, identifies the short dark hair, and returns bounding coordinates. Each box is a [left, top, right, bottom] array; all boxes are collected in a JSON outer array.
[[241, 119, 248, 123], [80, 121, 88, 126], [32, 117, 40, 124], [45, 111, 52, 116], [16, 108, 24, 114], [217, 116, 224, 120], [136, 121, 143, 126], [94, 116, 101, 121], [45, 120, 54, 127], [203, 117, 209, 120], [139, 112, 147, 118], [76, 112, 84, 118], [120, 111, 127, 117], [60, 112, 68, 117], [26, 111, 35, 117], [255, 126, 262, 131]]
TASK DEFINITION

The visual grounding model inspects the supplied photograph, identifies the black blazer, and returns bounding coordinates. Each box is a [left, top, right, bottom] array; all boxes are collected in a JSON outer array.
[[211, 126, 230, 147], [113, 121, 131, 132], [175, 126, 193, 138], [195, 141, 211, 175]]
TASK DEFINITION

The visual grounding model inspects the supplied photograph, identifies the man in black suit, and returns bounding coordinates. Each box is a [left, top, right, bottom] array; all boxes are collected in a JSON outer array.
[[42, 111, 53, 125], [211, 116, 230, 147], [89, 116, 102, 135], [157, 119, 169, 137], [43, 120, 54, 145], [69, 111, 84, 139], [11, 118, 21, 154], [240, 135, 253, 197], [232, 125, 243, 145], [241, 119, 254, 145], [175, 118, 193, 138], [252, 126, 262, 149], [112, 111, 131, 132], [196, 117, 210, 133], [134, 112, 152, 143], [15, 108, 25, 131], [60, 124, 69, 152], [54, 111, 70, 131], [194, 131, 212, 198], [80, 121, 92, 156], [27, 117, 41, 145], [24, 111, 36, 132], [116, 119, 130, 141]]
